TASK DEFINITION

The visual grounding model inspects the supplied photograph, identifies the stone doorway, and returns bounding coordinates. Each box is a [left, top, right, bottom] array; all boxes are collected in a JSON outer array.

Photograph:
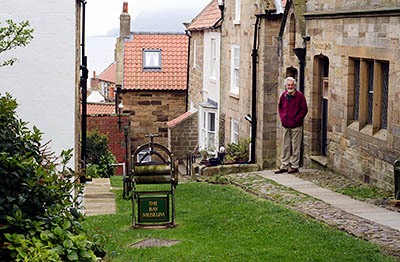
[[311, 55, 329, 157]]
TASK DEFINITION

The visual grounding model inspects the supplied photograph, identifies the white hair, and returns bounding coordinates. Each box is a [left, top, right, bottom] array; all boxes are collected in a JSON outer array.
[[284, 77, 297, 88]]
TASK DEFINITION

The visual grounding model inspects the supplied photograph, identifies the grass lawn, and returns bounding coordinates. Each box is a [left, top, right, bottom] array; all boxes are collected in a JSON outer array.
[[84, 177, 398, 262]]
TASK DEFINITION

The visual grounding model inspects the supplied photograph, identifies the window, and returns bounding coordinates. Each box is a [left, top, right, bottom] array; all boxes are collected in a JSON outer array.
[[143, 49, 161, 71], [350, 58, 389, 132], [230, 45, 240, 95], [101, 82, 108, 98], [234, 0, 241, 24], [289, 14, 296, 56], [193, 40, 197, 69], [200, 110, 217, 150], [231, 119, 239, 143], [210, 38, 217, 80], [137, 149, 151, 163]]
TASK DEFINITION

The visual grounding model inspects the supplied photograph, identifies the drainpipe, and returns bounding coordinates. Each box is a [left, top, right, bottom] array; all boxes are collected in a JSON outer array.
[[293, 36, 310, 166], [78, 0, 88, 175], [250, 14, 268, 164], [293, 47, 306, 93], [185, 30, 191, 112]]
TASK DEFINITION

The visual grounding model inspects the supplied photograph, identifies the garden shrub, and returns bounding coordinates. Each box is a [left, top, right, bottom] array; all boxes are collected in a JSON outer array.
[[225, 138, 251, 162], [0, 93, 105, 261], [86, 129, 116, 178]]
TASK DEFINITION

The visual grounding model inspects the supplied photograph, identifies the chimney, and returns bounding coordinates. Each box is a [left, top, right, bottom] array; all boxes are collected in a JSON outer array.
[[93, 71, 96, 78], [120, 2, 131, 38]]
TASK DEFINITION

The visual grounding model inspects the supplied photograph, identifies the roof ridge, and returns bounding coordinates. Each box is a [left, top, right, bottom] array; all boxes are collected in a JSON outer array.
[[131, 31, 186, 35], [186, 0, 217, 30]]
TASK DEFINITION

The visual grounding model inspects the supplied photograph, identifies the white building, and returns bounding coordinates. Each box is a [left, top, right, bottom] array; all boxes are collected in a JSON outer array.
[[0, 1, 81, 168]]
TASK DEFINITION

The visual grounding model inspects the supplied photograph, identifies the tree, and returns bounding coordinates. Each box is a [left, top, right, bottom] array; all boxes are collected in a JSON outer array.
[[0, 19, 34, 67]]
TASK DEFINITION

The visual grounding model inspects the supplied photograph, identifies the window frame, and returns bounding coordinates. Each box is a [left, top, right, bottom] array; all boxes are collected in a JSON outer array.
[[234, 0, 241, 24], [200, 109, 217, 151], [230, 45, 240, 95], [349, 57, 389, 134], [210, 38, 217, 80], [142, 49, 162, 72], [137, 149, 151, 163], [193, 39, 197, 69], [231, 119, 239, 144]]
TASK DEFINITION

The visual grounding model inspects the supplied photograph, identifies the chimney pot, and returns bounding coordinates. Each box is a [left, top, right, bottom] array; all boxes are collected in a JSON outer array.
[[123, 2, 128, 13], [93, 71, 96, 77]]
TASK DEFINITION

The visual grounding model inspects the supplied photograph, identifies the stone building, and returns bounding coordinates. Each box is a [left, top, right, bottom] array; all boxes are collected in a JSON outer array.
[[115, 3, 189, 154], [219, 0, 283, 167], [278, 0, 400, 189]]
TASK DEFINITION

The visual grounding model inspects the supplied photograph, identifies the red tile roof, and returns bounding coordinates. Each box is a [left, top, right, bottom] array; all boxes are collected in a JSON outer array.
[[167, 111, 193, 128], [123, 33, 189, 91], [87, 103, 115, 115], [187, 0, 221, 31], [98, 62, 116, 83]]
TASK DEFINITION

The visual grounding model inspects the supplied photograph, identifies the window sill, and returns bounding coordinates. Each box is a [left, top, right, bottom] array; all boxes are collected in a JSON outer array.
[[229, 92, 239, 99], [347, 121, 387, 141], [310, 155, 327, 167], [373, 129, 387, 141], [233, 20, 240, 25], [347, 121, 359, 131]]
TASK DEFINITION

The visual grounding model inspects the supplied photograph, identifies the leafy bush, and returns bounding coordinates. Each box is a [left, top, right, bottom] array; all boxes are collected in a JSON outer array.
[[0, 93, 104, 261], [225, 138, 251, 162], [86, 130, 116, 178]]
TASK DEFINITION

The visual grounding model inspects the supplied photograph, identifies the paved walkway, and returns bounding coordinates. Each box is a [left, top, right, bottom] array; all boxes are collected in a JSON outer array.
[[259, 169, 400, 231], [83, 178, 116, 216]]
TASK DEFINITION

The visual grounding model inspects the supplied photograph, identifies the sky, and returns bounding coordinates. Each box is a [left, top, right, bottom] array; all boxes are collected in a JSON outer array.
[[85, 0, 212, 81], [86, 0, 212, 36]]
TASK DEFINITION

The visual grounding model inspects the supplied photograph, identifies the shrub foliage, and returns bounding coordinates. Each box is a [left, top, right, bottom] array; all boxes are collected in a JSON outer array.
[[0, 94, 104, 261], [86, 129, 116, 178]]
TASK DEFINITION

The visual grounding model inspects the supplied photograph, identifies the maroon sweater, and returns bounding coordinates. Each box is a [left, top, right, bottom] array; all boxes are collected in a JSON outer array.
[[278, 90, 308, 128]]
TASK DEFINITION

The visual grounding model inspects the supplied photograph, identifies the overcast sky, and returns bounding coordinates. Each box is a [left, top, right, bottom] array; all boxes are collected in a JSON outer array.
[[86, 0, 211, 36]]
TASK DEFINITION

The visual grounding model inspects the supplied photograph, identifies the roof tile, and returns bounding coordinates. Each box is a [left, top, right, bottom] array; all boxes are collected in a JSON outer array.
[[167, 111, 193, 128], [187, 0, 221, 31], [98, 62, 116, 83], [86, 103, 115, 115], [123, 33, 189, 91]]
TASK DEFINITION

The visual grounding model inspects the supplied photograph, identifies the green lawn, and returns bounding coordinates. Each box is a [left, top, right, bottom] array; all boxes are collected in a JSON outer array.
[[85, 178, 398, 262]]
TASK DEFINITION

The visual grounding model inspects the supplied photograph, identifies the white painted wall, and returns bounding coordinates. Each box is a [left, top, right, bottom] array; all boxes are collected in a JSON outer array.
[[199, 31, 221, 152], [202, 31, 220, 103], [0, 1, 77, 167]]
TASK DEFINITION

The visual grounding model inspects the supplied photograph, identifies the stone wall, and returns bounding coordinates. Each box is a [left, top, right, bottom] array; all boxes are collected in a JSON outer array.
[[220, 0, 257, 145], [87, 115, 130, 176], [220, 0, 281, 167], [258, 16, 281, 168], [279, 3, 400, 189], [168, 111, 198, 162], [188, 31, 204, 109], [306, 0, 400, 12], [121, 90, 187, 153]]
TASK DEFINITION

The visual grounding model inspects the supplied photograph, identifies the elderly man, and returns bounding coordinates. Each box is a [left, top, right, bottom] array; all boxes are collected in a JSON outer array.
[[275, 77, 308, 174]]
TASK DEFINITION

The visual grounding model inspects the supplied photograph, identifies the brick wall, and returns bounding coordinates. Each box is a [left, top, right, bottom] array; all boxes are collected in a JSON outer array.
[[168, 111, 198, 162], [87, 114, 130, 176], [121, 90, 187, 152]]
